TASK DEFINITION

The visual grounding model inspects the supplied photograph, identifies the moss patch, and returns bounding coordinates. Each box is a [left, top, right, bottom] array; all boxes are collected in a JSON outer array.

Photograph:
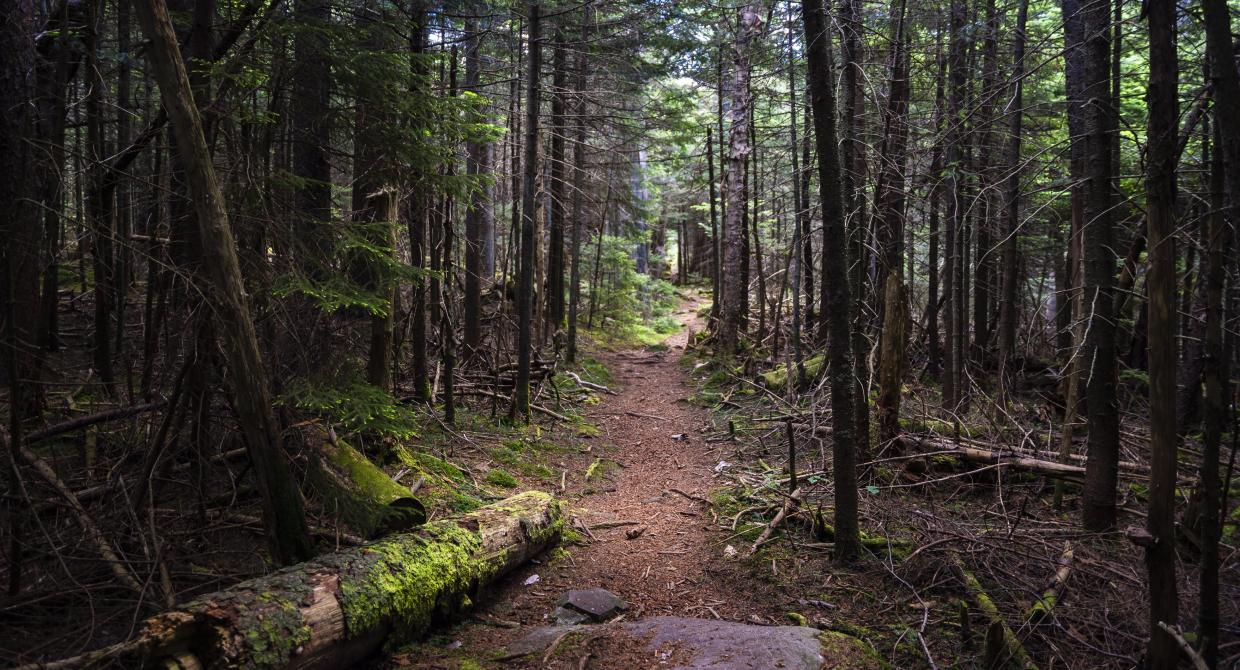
[[308, 438, 414, 536], [761, 353, 826, 390], [485, 469, 519, 488]]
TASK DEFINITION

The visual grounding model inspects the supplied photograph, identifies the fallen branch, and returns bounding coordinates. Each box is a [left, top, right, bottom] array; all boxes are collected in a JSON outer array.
[[26, 401, 166, 444], [898, 434, 1084, 479], [665, 487, 710, 504], [1026, 542, 1074, 625], [452, 389, 571, 422], [563, 371, 616, 395], [1156, 622, 1208, 670], [12, 435, 146, 596], [748, 488, 801, 556]]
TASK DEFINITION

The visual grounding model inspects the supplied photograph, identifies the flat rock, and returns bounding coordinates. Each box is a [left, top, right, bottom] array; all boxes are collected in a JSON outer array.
[[552, 606, 592, 626], [555, 588, 629, 621], [505, 616, 886, 669]]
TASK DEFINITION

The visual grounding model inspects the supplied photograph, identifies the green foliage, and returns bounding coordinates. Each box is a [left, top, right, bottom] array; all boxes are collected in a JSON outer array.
[[282, 378, 420, 441], [584, 236, 682, 347]]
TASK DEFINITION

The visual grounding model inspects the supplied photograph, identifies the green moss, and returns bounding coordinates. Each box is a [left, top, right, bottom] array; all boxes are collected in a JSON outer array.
[[817, 631, 890, 670], [336, 492, 562, 639], [485, 469, 519, 488], [584, 458, 618, 483], [309, 439, 415, 536], [577, 357, 614, 385], [761, 354, 826, 390], [397, 447, 467, 483], [336, 523, 482, 635], [243, 594, 313, 669]]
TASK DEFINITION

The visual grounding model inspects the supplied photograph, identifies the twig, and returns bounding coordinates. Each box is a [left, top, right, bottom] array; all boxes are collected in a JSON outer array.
[[665, 487, 710, 504], [748, 489, 801, 556]]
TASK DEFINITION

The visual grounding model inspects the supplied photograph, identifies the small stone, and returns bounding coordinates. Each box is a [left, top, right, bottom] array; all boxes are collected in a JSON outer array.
[[723, 544, 738, 559], [556, 588, 629, 622]]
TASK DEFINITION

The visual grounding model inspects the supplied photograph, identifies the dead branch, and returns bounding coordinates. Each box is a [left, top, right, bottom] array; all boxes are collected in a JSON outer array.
[[748, 488, 801, 556]]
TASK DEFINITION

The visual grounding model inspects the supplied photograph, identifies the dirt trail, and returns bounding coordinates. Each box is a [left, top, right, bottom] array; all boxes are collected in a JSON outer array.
[[390, 299, 773, 668]]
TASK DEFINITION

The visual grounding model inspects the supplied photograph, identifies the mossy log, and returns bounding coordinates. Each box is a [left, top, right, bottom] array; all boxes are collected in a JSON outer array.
[[760, 353, 825, 390], [949, 554, 1037, 670], [897, 434, 1084, 479], [123, 491, 562, 669], [306, 434, 425, 538]]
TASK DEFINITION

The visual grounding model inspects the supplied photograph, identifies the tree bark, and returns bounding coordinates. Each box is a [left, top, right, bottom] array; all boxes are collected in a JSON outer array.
[[717, 4, 761, 355], [1196, 0, 1240, 664], [545, 30, 567, 339], [133, 0, 315, 564], [1143, 1, 1178, 666], [406, 3, 431, 403], [567, 9, 590, 364], [292, 0, 332, 278], [463, 11, 491, 356], [997, 0, 1029, 407], [875, 0, 910, 447], [512, 3, 542, 420], [1073, 0, 1120, 532], [943, 0, 967, 411], [802, 0, 860, 561]]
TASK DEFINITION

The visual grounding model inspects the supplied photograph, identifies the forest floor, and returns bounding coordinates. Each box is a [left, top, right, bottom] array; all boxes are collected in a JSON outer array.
[[381, 291, 1240, 669], [385, 295, 799, 669]]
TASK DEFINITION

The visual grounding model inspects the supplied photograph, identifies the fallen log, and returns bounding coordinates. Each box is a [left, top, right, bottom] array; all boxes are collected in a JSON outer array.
[[73, 491, 561, 670], [897, 434, 1085, 479], [950, 554, 1037, 670], [305, 431, 425, 538]]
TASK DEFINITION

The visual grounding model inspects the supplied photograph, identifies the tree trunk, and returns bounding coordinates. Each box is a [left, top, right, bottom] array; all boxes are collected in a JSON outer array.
[[926, 26, 945, 379], [545, 30, 567, 339], [997, 0, 1029, 407], [943, 0, 967, 411], [1, 0, 41, 594], [354, 2, 399, 391], [1197, 0, 1240, 663], [566, 11, 590, 364], [291, 0, 332, 278], [1073, 0, 1120, 532], [707, 127, 721, 322], [1143, 1, 1178, 665], [463, 12, 490, 356], [717, 4, 760, 355], [803, 0, 860, 562], [133, 0, 314, 564], [406, 3, 431, 403], [875, 0, 910, 447], [512, 3, 541, 421], [86, 0, 116, 391]]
